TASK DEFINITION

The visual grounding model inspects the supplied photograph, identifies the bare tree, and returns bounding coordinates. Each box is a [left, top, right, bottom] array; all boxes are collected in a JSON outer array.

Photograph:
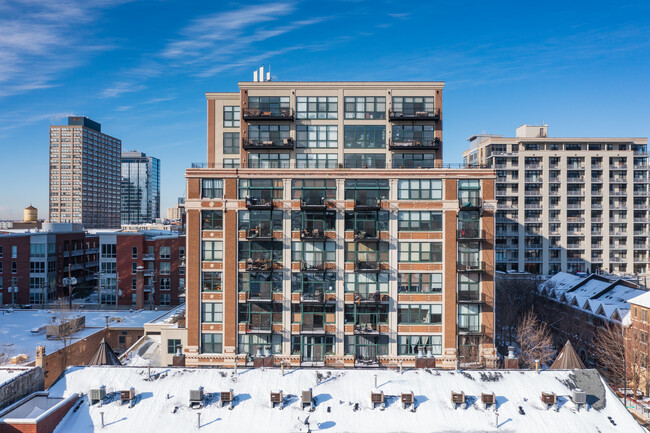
[[516, 310, 556, 368], [594, 322, 650, 398], [0, 344, 14, 365], [47, 300, 82, 368]]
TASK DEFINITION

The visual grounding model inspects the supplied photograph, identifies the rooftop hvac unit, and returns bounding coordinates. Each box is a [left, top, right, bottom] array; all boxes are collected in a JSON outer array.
[[270, 391, 283, 409], [572, 389, 587, 411], [541, 392, 558, 410], [190, 387, 204, 409], [121, 388, 136, 407], [451, 391, 466, 409], [481, 392, 495, 409], [302, 388, 314, 411], [371, 391, 385, 410], [221, 389, 234, 409], [89, 386, 106, 405], [401, 391, 415, 411]]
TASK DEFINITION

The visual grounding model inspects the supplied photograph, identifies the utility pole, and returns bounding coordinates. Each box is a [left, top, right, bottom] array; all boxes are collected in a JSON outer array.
[[623, 326, 627, 408], [67, 251, 72, 310], [97, 270, 102, 309], [115, 272, 120, 308], [41, 279, 46, 308]]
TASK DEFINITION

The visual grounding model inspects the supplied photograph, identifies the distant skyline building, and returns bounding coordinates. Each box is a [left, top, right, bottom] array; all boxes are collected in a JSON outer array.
[[121, 150, 161, 225], [49, 116, 121, 228]]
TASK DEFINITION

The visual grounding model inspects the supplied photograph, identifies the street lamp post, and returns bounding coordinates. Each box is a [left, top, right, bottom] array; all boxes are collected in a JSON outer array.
[[623, 326, 627, 408]]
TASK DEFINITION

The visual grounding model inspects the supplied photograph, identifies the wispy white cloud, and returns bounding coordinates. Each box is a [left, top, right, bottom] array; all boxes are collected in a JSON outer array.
[[0, 0, 128, 98]]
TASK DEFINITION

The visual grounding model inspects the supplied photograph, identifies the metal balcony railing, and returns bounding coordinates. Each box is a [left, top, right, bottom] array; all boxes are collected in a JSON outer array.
[[242, 107, 294, 121], [242, 137, 294, 150]]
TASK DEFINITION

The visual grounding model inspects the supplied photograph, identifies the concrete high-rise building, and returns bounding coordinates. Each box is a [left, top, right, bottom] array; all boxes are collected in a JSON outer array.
[[121, 151, 161, 225], [49, 117, 121, 228], [463, 124, 649, 275], [183, 79, 498, 369]]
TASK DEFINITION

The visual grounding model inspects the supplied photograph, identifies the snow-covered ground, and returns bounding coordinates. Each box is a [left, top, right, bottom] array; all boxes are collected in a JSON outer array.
[[49, 366, 642, 432], [0, 309, 166, 362]]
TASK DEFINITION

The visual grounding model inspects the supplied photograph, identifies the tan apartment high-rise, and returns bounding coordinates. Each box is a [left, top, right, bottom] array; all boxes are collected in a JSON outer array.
[[49, 117, 121, 229], [463, 124, 649, 275], [184, 79, 498, 368]]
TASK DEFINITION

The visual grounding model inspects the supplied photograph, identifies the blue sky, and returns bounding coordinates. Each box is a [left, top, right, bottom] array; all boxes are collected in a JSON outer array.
[[1, 0, 649, 219]]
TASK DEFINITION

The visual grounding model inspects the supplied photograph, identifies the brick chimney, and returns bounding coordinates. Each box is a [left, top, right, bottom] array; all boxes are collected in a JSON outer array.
[[35, 345, 46, 369]]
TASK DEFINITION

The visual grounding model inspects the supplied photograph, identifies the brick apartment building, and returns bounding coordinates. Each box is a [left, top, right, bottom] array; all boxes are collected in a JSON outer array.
[[184, 79, 497, 368], [0, 224, 184, 307], [98, 231, 185, 307], [0, 224, 99, 305]]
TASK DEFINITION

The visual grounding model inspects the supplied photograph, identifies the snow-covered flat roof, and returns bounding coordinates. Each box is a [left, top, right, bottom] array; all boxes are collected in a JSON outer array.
[[629, 291, 650, 309], [0, 367, 37, 387], [50, 366, 642, 433], [0, 309, 167, 362]]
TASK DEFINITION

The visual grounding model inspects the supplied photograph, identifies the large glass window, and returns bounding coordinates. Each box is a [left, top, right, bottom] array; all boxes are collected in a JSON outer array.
[[223, 132, 240, 154], [398, 179, 442, 200], [202, 272, 222, 292], [398, 273, 442, 293], [239, 303, 283, 330], [344, 179, 390, 201], [202, 210, 223, 230], [458, 304, 480, 332], [247, 96, 290, 116], [292, 304, 336, 327], [167, 339, 182, 354], [292, 272, 336, 294], [398, 242, 442, 262], [398, 211, 442, 231], [458, 241, 481, 269], [292, 335, 335, 361], [238, 241, 283, 263], [344, 272, 389, 296], [239, 210, 283, 231], [291, 210, 336, 232], [458, 273, 480, 300], [292, 241, 336, 266], [201, 333, 222, 353], [345, 241, 389, 263], [201, 179, 223, 199], [292, 179, 337, 202], [223, 106, 240, 127], [343, 153, 386, 169], [345, 335, 388, 360], [392, 125, 435, 145], [202, 241, 223, 261], [459, 179, 481, 206], [344, 304, 389, 326], [247, 124, 291, 146], [391, 96, 435, 116], [345, 210, 389, 236], [202, 302, 223, 323], [296, 125, 337, 148], [239, 179, 283, 199], [344, 96, 386, 119], [393, 153, 435, 169], [239, 272, 283, 295], [296, 154, 338, 169], [296, 96, 337, 119], [238, 334, 282, 355], [398, 304, 442, 324], [248, 153, 290, 168], [101, 244, 116, 258], [397, 335, 442, 355], [344, 125, 385, 148]]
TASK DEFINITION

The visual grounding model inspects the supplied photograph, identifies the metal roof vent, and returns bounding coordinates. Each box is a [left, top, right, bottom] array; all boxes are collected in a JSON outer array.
[[190, 387, 204, 409], [270, 391, 283, 409], [401, 391, 415, 411], [481, 392, 495, 410], [572, 389, 587, 411], [220, 389, 234, 409], [451, 391, 466, 409], [89, 385, 106, 405], [371, 391, 385, 410], [541, 392, 557, 410], [302, 388, 314, 411]]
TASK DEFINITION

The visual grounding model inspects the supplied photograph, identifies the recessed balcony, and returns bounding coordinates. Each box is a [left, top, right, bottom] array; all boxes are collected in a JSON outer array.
[[242, 107, 294, 121]]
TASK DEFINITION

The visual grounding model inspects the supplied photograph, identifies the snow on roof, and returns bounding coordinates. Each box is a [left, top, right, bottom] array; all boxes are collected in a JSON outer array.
[[628, 290, 650, 309], [539, 273, 647, 324], [146, 304, 185, 326], [49, 366, 642, 433], [0, 367, 38, 388], [0, 309, 167, 362], [538, 272, 582, 295]]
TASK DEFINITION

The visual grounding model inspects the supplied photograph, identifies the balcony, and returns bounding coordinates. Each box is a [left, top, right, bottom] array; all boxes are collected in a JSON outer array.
[[247, 222, 273, 240], [354, 197, 381, 211], [354, 227, 381, 242], [242, 137, 294, 150], [353, 322, 379, 335], [388, 137, 440, 151], [458, 197, 482, 210], [245, 191, 274, 209], [143, 253, 155, 261], [300, 192, 328, 210], [301, 319, 326, 334], [353, 290, 386, 303], [457, 261, 485, 272], [458, 323, 483, 335], [389, 108, 439, 121], [300, 260, 327, 272], [458, 290, 485, 303], [245, 259, 274, 271], [457, 228, 484, 240], [300, 227, 326, 240], [355, 261, 381, 272], [301, 291, 325, 303], [242, 107, 294, 121]]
